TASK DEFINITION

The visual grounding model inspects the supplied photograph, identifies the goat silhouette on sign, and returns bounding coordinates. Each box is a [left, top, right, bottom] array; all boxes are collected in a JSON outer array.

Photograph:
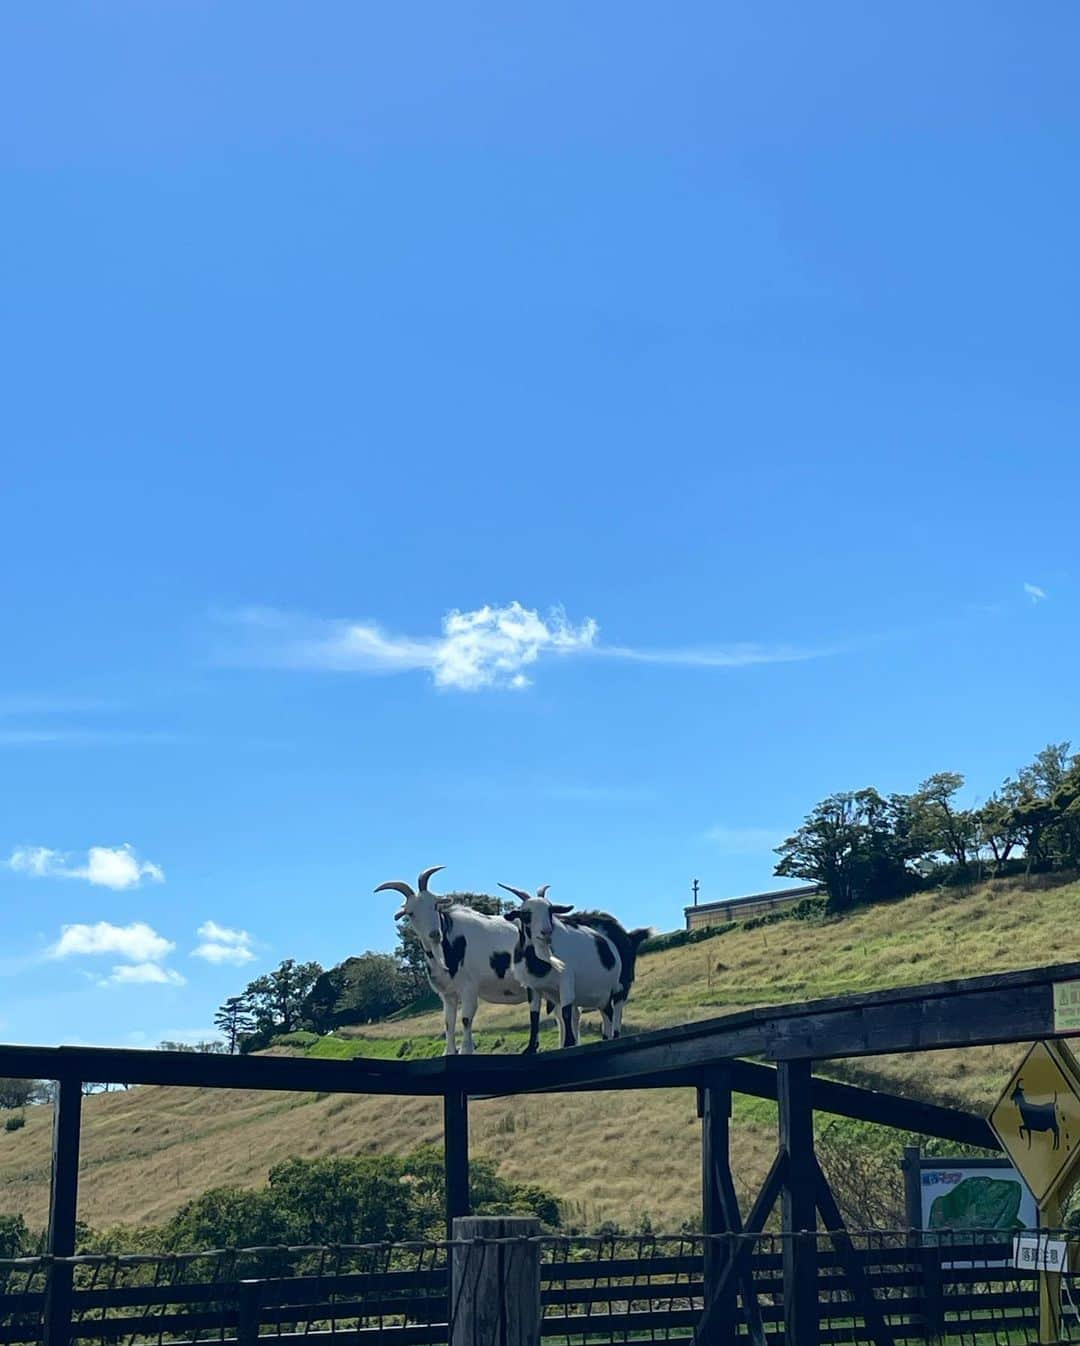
[[1010, 1079, 1061, 1151]]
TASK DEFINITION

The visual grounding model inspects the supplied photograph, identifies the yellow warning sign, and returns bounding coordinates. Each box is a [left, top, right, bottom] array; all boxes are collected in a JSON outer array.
[[989, 1041, 1080, 1204]]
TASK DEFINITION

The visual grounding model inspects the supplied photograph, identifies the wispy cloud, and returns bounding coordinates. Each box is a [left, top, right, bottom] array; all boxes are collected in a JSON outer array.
[[704, 824, 784, 854], [597, 643, 828, 669], [192, 920, 256, 965], [1024, 582, 1048, 605], [9, 843, 164, 890], [100, 962, 185, 988], [220, 603, 829, 692], [50, 921, 174, 963]]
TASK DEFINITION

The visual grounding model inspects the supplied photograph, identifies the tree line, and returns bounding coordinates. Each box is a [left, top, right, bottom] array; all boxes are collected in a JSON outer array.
[[775, 740, 1080, 913]]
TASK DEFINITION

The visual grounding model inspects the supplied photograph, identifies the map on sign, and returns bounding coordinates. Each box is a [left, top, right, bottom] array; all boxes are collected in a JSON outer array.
[[989, 1041, 1080, 1204]]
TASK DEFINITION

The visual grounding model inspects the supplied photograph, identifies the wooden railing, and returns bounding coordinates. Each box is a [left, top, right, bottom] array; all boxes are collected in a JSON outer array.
[[0, 1231, 1072, 1345]]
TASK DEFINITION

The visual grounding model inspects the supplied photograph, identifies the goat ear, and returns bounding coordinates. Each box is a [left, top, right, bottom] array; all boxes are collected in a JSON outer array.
[[551, 903, 574, 915], [503, 910, 524, 922]]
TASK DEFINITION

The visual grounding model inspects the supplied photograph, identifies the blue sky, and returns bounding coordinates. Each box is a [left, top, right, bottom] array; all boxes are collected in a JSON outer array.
[[2, 3, 1078, 1047]]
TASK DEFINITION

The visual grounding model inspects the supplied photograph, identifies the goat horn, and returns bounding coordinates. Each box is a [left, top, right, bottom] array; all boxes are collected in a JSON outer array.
[[374, 880, 415, 898], [417, 866, 445, 892], [498, 883, 532, 903], [536, 884, 550, 898]]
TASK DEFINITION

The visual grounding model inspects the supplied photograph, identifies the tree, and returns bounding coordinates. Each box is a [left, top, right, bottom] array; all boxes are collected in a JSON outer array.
[[242, 959, 323, 1039], [1003, 743, 1080, 874], [165, 1186, 287, 1252], [975, 793, 1021, 874], [267, 1155, 418, 1244], [1025, 741, 1076, 797], [775, 788, 924, 913], [214, 997, 256, 1054], [0, 1079, 40, 1110], [304, 954, 411, 1033], [0, 1214, 29, 1262], [912, 772, 976, 870]]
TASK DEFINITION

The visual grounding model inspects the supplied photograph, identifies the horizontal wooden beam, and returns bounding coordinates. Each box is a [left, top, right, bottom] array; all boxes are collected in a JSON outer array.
[[438, 958, 1080, 1093], [489, 1058, 998, 1149], [0, 1044, 445, 1096], [1, 959, 1075, 1109]]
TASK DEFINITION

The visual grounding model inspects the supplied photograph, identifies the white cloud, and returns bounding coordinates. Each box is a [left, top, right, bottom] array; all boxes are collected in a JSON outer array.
[[433, 604, 598, 690], [222, 603, 827, 692], [192, 920, 256, 965], [8, 843, 164, 889], [1024, 582, 1048, 604], [50, 921, 175, 964], [99, 962, 186, 988], [704, 824, 784, 854]]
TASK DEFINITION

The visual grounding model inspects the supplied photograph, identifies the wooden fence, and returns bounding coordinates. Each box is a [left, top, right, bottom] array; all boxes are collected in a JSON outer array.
[[1, 1231, 1074, 1345]]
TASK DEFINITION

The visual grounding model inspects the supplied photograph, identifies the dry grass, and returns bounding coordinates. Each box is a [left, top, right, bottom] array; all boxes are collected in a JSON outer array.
[[1, 876, 1076, 1233]]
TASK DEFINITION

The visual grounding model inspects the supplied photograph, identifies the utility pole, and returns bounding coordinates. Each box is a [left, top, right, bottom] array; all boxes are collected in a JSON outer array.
[[692, 878, 700, 907]]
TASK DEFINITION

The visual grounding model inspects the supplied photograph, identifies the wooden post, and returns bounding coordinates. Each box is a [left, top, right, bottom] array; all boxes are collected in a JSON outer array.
[[1038, 1192, 1061, 1345], [43, 1075, 82, 1346], [900, 1145, 935, 1341], [451, 1216, 540, 1346], [901, 1145, 921, 1233], [237, 1280, 262, 1346], [700, 1068, 737, 1346], [444, 1088, 470, 1238], [778, 1059, 818, 1346]]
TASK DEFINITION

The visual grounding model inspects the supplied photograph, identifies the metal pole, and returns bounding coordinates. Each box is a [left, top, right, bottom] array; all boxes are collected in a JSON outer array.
[[778, 1059, 818, 1346], [44, 1075, 82, 1346], [444, 1088, 471, 1238]]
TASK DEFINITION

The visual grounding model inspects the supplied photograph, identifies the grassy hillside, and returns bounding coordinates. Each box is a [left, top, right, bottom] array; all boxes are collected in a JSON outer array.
[[1, 875, 1077, 1234]]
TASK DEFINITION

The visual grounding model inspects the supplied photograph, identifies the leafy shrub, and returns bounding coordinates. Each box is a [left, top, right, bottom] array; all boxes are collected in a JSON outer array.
[[742, 897, 826, 932], [4, 1114, 25, 1133], [641, 922, 737, 954], [271, 1031, 320, 1049], [154, 1147, 562, 1260]]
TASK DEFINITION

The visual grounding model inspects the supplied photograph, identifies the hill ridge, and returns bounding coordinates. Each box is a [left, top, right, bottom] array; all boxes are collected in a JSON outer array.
[[1, 874, 1076, 1232]]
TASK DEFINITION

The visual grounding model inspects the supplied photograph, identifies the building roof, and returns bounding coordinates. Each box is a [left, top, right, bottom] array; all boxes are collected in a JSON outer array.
[[684, 882, 822, 916]]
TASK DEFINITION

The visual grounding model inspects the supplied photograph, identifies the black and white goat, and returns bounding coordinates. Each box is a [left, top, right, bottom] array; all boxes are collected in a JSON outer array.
[[374, 866, 527, 1054], [498, 884, 652, 1051]]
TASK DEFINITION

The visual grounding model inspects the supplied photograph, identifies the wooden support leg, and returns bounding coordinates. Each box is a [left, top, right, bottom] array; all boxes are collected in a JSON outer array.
[[695, 1142, 784, 1346], [814, 1161, 893, 1346], [778, 1059, 818, 1346], [444, 1088, 470, 1239], [44, 1075, 82, 1346], [700, 1069, 737, 1346]]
